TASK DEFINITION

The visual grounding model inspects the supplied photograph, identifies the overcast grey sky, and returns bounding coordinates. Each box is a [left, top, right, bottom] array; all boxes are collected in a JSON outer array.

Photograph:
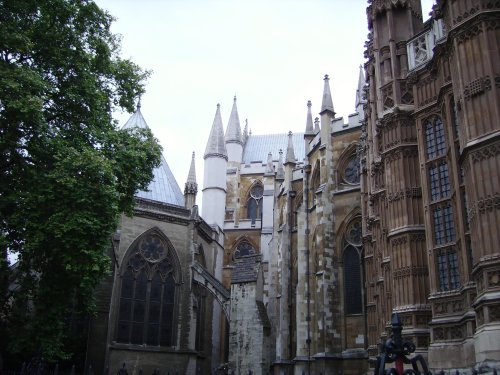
[[96, 0, 434, 208]]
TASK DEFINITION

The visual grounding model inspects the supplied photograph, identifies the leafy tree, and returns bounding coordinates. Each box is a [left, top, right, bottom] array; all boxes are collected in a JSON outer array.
[[0, 0, 162, 362]]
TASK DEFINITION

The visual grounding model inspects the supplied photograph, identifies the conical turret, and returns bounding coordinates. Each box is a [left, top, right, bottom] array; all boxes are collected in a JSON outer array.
[[204, 104, 228, 160], [276, 149, 285, 181], [225, 96, 243, 164], [320, 74, 335, 116], [265, 151, 274, 176], [122, 103, 184, 206], [314, 117, 320, 133], [355, 65, 366, 120], [304, 100, 315, 154], [285, 131, 296, 165], [202, 104, 228, 228], [184, 152, 197, 209], [225, 96, 242, 144], [305, 100, 314, 135], [320, 75, 335, 146]]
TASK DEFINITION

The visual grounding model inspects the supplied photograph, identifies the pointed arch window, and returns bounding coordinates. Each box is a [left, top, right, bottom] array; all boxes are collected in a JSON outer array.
[[343, 219, 363, 315], [116, 232, 179, 346], [234, 240, 256, 259], [343, 155, 361, 185], [310, 165, 320, 207], [246, 184, 263, 223]]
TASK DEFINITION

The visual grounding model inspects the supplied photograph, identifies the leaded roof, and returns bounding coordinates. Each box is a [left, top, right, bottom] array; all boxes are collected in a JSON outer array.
[[121, 108, 184, 206], [242, 132, 305, 164]]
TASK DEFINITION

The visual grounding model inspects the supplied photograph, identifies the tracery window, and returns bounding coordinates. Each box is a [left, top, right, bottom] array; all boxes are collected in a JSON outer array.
[[116, 232, 178, 346], [437, 249, 460, 291], [343, 155, 361, 185], [247, 184, 263, 223], [425, 116, 446, 159], [234, 240, 256, 258], [343, 219, 363, 315]]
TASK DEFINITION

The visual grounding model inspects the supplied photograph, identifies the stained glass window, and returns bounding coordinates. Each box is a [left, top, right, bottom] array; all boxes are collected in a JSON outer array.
[[117, 233, 177, 346], [344, 245, 362, 314], [234, 240, 255, 258], [344, 155, 361, 184], [343, 219, 363, 315], [247, 184, 263, 222]]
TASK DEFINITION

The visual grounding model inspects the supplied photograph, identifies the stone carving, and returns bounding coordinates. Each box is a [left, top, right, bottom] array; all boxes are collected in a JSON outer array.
[[387, 187, 422, 202], [455, 23, 483, 44], [477, 192, 500, 213], [463, 76, 492, 100], [470, 142, 500, 162], [452, 5, 480, 25], [488, 270, 500, 287]]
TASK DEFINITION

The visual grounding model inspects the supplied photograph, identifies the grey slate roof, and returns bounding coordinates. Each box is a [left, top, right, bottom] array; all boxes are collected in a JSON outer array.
[[121, 108, 184, 206], [242, 132, 305, 164], [231, 254, 261, 284]]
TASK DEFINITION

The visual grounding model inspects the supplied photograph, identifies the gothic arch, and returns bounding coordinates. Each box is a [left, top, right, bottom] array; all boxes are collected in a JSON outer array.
[[337, 208, 362, 251], [338, 215, 363, 316], [243, 181, 264, 222], [232, 236, 259, 260], [337, 143, 361, 186], [310, 161, 321, 207], [115, 227, 182, 346]]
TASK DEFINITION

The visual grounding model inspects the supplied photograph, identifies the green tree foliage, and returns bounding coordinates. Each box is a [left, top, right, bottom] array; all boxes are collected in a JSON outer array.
[[0, 0, 162, 361]]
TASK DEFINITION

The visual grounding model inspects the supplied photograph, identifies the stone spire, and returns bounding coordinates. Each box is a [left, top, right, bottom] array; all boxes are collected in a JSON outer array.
[[355, 65, 366, 109], [355, 65, 367, 123], [184, 152, 197, 209], [204, 104, 228, 160], [314, 117, 320, 133], [276, 149, 285, 180], [305, 100, 314, 135], [285, 131, 296, 165], [265, 152, 274, 175], [225, 96, 242, 144], [320, 74, 335, 116]]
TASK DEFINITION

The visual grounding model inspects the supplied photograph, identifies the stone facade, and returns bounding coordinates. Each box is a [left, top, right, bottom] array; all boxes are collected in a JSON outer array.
[[214, 75, 367, 374], [362, 0, 500, 372], [84, 1, 500, 373], [85, 110, 227, 375]]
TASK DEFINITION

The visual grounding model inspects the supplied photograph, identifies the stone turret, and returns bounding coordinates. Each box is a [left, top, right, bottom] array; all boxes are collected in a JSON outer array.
[[202, 103, 228, 369], [355, 65, 366, 120], [284, 131, 296, 190], [276, 149, 285, 181], [319, 75, 335, 146], [184, 152, 197, 209], [202, 103, 227, 228], [225, 96, 243, 165], [304, 100, 315, 154]]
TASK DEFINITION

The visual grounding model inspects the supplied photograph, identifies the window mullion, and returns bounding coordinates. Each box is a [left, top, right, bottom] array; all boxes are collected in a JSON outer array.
[[143, 277, 152, 344]]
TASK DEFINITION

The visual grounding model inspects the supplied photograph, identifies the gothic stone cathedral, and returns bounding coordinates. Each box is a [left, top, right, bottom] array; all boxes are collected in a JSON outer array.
[[85, 0, 500, 374]]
